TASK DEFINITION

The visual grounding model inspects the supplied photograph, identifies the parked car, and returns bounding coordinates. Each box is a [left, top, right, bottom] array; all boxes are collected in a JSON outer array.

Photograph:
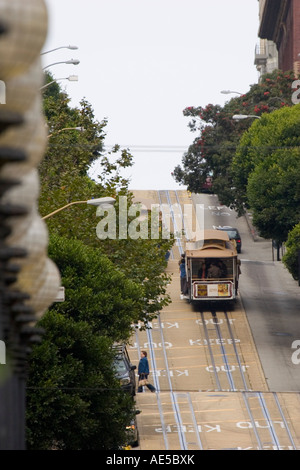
[[216, 226, 242, 253], [113, 343, 136, 397], [125, 410, 141, 448]]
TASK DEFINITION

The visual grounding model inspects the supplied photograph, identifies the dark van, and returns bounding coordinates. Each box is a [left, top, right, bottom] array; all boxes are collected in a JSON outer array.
[[113, 343, 136, 397]]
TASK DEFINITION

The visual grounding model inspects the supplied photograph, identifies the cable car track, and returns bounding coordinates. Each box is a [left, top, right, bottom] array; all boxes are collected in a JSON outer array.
[[132, 190, 299, 450], [140, 302, 299, 450], [157, 190, 184, 259], [197, 308, 297, 449], [199, 309, 250, 392]]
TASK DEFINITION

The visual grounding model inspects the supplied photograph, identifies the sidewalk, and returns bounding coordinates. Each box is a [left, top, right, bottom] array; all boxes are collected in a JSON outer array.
[[243, 209, 300, 296], [243, 209, 259, 242]]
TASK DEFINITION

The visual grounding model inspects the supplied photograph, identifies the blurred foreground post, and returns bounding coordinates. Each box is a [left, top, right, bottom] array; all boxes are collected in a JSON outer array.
[[0, 0, 60, 449]]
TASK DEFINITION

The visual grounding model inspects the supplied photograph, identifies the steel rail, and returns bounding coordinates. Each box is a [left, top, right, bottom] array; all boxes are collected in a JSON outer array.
[[199, 308, 267, 450], [200, 311, 222, 391], [273, 392, 297, 450], [173, 392, 204, 450], [174, 189, 202, 242], [224, 310, 295, 449], [256, 392, 281, 450], [241, 392, 264, 450], [156, 193, 289, 450], [205, 308, 269, 449], [157, 190, 175, 260], [157, 315, 188, 450], [224, 310, 249, 391], [200, 309, 272, 450], [164, 190, 184, 256], [174, 190, 190, 241], [184, 391, 204, 450], [134, 327, 170, 450], [222, 311, 267, 449], [211, 310, 236, 390], [153, 190, 189, 449], [221, 312, 284, 449]]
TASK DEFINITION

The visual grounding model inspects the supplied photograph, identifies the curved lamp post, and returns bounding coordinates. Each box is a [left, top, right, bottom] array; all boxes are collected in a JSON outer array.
[[47, 126, 85, 138], [221, 90, 243, 95], [42, 59, 80, 70], [40, 75, 78, 90], [41, 45, 78, 55], [42, 197, 116, 220], [232, 114, 261, 120]]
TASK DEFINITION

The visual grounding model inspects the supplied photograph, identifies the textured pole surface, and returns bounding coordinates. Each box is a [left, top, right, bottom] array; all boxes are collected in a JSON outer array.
[[0, 0, 60, 449]]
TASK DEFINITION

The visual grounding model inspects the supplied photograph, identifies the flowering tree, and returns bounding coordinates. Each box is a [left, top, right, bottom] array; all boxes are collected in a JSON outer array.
[[173, 70, 298, 212]]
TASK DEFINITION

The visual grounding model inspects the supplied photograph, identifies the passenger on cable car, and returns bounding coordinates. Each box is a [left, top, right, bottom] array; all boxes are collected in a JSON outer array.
[[198, 260, 207, 279], [207, 261, 222, 278], [179, 257, 188, 295], [217, 260, 227, 277]]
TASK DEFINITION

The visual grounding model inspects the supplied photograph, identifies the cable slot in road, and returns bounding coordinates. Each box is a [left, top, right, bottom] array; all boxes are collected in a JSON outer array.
[[132, 190, 299, 450]]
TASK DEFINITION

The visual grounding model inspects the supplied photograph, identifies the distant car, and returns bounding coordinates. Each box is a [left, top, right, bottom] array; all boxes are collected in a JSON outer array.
[[216, 226, 242, 253], [113, 343, 136, 397]]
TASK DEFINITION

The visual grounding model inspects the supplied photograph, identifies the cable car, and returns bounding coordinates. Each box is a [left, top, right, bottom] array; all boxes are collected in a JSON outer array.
[[185, 229, 241, 302]]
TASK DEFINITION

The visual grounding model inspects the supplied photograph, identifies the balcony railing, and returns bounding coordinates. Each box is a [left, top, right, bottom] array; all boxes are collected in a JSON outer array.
[[254, 44, 268, 65]]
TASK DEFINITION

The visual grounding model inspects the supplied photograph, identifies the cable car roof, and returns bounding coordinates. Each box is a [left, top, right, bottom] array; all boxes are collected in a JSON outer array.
[[185, 229, 237, 258]]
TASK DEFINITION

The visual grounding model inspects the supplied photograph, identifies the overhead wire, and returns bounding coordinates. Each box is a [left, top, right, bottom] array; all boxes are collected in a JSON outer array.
[[46, 142, 300, 152]]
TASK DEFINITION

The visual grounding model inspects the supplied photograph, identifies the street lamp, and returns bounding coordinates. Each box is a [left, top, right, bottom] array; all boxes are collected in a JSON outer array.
[[221, 90, 243, 95], [268, 96, 287, 104], [42, 59, 80, 70], [41, 45, 78, 55], [47, 126, 85, 138], [40, 75, 78, 90], [232, 114, 261, 120], [42, 197, 116, 220]]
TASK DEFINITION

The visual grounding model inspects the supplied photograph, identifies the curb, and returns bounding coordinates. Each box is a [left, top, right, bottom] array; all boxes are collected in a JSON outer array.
[[244, 210, 259, 242]]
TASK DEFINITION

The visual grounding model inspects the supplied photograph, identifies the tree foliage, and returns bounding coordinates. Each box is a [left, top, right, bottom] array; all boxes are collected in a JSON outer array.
[[173, 69, 300, 277], [234, 105, 300, 243], [47, 234, 145, 340], [26, 310, 134, 450], [282, 223, 300, 280], [26, 74, 173, 449], [173, 70, 297, 211], [39, 72, 173, 321]]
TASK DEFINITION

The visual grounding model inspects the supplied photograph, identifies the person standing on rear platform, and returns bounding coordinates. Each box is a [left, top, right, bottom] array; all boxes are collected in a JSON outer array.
[[179, 257, 188, 295]]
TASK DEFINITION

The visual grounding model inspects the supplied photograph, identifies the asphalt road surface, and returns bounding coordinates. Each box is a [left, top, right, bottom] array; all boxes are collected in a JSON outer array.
[[130, 190, 300, 450], [192, 192, 300, 392]]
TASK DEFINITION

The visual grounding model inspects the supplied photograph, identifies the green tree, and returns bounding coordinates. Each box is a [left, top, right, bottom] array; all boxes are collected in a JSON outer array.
[[247, 147, 300, 240], [26, 76, 174, 449], [47, 234, 145, 340], [173, 70, 297, 210], [40, 74, 173, 323], [26, 234, 144, 449], [26, 311, 134, 450], [233, 104, 300, 246], [282, 223, 300, 280]]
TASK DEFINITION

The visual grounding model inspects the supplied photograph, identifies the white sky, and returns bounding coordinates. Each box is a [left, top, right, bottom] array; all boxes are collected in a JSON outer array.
[[42, 0, 260, 190]]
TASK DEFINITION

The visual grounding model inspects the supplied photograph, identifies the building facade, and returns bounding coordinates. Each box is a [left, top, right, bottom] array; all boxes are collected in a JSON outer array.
[[257, 0, 300, 76]]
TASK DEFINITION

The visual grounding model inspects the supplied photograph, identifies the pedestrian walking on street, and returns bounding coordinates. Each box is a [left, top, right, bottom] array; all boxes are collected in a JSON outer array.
[[137, 351, 156, 393]]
